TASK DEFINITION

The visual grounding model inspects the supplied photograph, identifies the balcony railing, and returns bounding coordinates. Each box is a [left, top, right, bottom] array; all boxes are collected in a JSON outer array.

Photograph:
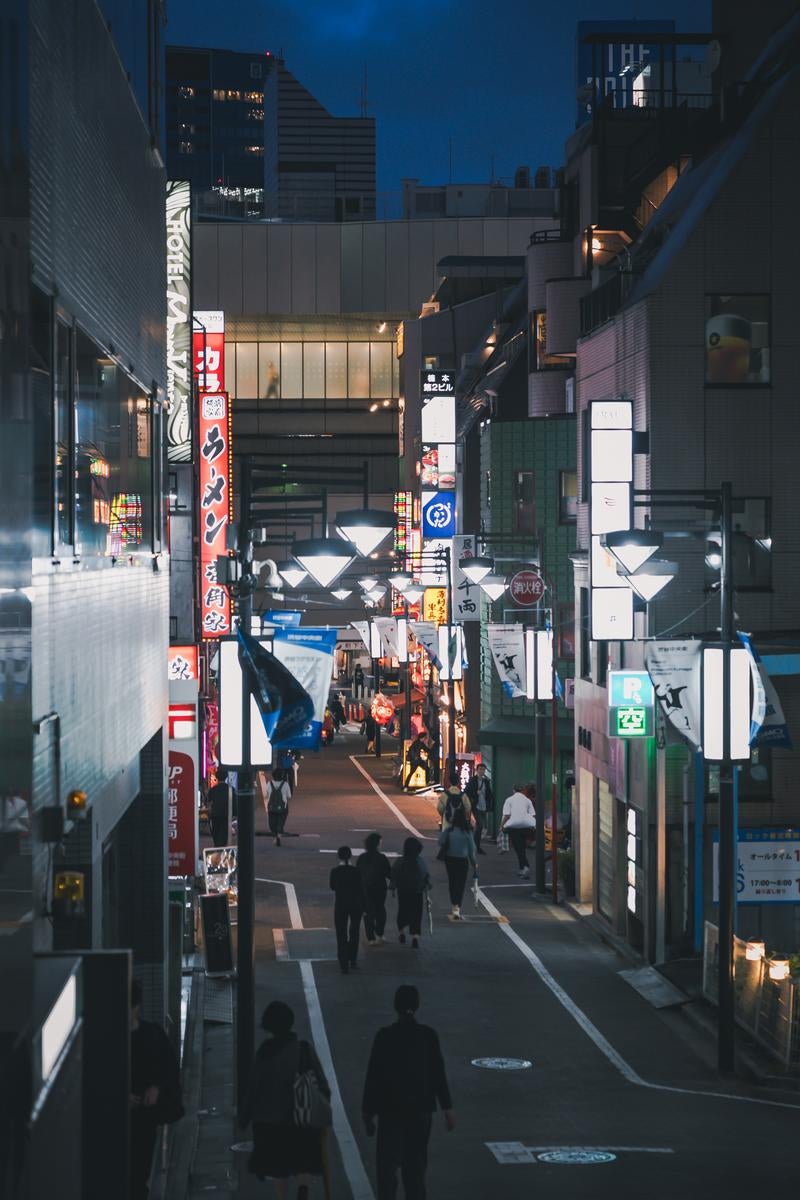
[[579, 271, 633, 336]]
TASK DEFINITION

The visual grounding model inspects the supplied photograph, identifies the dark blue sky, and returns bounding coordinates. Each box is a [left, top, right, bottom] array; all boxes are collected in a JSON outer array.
[[167, 0, 712, 195]]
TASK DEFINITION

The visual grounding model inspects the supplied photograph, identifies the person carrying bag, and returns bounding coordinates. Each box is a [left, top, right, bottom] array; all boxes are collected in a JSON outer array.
[[265, 768, 291, 846]]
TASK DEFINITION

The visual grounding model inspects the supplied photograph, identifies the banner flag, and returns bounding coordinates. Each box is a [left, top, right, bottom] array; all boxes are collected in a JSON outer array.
[[737, 632, 792, 748], [236, 625, 312, 745], [272, 628, 337, 749], [411, 621, 442, 670], [645, 640, 702, 748], [351, 620, 372, 653], [374, 617, 400, 659], [487, 624, 527, 699]]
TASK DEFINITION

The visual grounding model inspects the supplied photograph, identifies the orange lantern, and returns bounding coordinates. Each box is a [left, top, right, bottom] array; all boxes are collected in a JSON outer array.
[[371, 693, 396, 727]]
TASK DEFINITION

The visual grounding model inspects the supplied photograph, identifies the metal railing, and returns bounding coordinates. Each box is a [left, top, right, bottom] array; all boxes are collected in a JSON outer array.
[[579, 271, 633, 336], [703, 922, 799, 1070]]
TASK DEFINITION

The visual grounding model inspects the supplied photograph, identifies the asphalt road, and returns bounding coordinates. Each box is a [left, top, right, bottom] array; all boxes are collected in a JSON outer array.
[[249, 727, 800, 1199]]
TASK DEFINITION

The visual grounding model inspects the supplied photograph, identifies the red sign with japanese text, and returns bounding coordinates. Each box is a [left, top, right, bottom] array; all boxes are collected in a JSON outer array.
[[168, 645, 199, 682], [509, 569, 545, 608], [199, 392, 232, 637], [193, 328, 225, 395], [168, 750, 197, 876]]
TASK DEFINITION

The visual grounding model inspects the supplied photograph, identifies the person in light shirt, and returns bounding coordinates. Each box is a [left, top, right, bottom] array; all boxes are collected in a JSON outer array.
[[500, 782, 536, 879]]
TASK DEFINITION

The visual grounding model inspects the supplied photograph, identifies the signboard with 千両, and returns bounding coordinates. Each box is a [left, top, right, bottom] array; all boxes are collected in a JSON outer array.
[[608, 670, 655, 739]]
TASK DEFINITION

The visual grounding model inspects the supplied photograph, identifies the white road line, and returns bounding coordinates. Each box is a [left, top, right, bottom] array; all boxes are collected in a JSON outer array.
[[475, 887, 800, 1111], [258, 877, 375, 1199], [351, 761, 800, 1113], [348, 756, 434, 838]]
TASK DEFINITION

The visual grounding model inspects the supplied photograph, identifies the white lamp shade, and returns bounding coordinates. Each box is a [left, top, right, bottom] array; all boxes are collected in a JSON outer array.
[[359, 576, 379, 592], [389, 570, 413, 589], [404, 584, 424, 603], [625, 561, 676, 602], [331, 587, 352, 600], [479, 573, 507, 601], [292, 538, 356, 588], [459, 555, 494, 584], [335, 509, 395, 557], [604, 529, 663, 574], [768, 959, 790, 981], [277, 561, 308, 588]]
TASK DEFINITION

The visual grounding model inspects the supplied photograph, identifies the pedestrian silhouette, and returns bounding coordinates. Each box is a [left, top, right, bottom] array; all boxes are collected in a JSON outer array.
[[330, 846, 364, 973]]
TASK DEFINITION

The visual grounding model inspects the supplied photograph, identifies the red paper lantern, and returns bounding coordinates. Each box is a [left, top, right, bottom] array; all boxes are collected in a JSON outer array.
[[371, 693, 396, 727]]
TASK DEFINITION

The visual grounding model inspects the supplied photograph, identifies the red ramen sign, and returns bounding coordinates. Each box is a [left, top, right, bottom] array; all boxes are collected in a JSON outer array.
[[509, 569, 545, 608]]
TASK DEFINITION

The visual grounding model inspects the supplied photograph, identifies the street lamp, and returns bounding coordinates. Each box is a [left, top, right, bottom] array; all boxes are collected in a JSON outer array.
[[292, 537, 357, 588], [276, 560, 307, 588], [330, 586, 352, 600], [478, 573, 508, 601], [604, 528, 663, 574], [335, 508, 395, 557], [624, 560, 677, 602], [458, 554, 494, 584], [359, 575, 379, 593]]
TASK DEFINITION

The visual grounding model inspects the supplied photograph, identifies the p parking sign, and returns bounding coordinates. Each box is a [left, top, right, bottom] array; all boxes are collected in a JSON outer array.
[[608, 670, 654, 739]]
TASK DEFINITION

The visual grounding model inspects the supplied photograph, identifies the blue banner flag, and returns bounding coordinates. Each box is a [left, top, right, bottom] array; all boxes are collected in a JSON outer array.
[[236, 625, 313, 745]]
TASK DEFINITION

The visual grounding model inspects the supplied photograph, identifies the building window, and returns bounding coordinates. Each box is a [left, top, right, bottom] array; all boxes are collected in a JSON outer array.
[[513, 470, 536, 535], [177, 86, 195, 99], [245, 90, 263, 102], [178, 141, 194, 155], [348, 343, 370, 397], [325, 343, 347, 400], [226, 89, 241, 101], [705, 295, 770, 385], [259, 344, 281, 399], [596, 640, 608, 688], [74, 330, 153, 557], [235, 343, 258, 398], [560, 469, 577, 523], [579, 587, 590, 680], [280, 344, 302, 400], [303, 343, 325, 397], [247, 109, 265, 121], [370, 343, 392, 399]]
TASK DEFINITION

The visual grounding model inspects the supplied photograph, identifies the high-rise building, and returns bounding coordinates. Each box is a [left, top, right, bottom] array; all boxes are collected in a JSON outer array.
[[165, 46, 376, 221]]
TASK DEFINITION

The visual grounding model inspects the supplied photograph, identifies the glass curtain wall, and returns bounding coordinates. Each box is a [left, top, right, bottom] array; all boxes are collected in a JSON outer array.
[[227, 341, 400, 400]]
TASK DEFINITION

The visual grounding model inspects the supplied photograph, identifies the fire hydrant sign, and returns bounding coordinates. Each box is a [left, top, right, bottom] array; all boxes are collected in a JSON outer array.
[[713, 828, 800, 903]]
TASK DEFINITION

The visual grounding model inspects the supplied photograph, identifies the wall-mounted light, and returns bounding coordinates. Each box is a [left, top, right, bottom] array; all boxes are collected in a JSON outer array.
[[768, 958, 790, 981], [745, 940, 765, 961]]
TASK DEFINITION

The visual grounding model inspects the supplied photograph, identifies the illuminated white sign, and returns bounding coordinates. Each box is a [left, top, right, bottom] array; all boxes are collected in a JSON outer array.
[[166, 181, 192, 463], [591, 588, 634, 641], [41, 973, 77, 1082], [421, 395, 456, 445], [219, 638, 273, 767]]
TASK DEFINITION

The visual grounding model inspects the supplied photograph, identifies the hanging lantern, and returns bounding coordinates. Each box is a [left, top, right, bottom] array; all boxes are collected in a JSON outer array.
[[371, 693, 396, 727]]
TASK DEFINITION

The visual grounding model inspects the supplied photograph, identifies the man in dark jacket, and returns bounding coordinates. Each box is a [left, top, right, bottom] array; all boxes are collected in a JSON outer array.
[[130, 980, 183, 1199], [208, 768, 237, 847], [362, 984, 454, 1200], [464, 763, 493, 854], [357, 832, 392, 944], [329, 846, 365, 974]]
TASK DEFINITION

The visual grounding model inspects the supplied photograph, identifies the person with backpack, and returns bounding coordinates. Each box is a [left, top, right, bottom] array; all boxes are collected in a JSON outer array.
[[500, 782, 537, 879], [436, 808, 477, 920], [208, 768, 237, 847], [390, 837, 431, 950], [436, 774, 472, 830], [330, 846, 365, 974], [265, 768, 291, 846], [242, 1000, 331, 1200], [358, 832, 392, 945]]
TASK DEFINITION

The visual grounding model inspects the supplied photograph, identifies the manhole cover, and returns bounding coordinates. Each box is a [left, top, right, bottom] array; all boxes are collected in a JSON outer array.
[[471, 1057, 532, 1070], [538, 1150, 616, 1165], [230, 1141, 254, 1153]]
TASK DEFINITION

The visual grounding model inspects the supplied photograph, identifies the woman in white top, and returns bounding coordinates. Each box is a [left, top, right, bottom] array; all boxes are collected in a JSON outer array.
[[500, 782, 536, 879]]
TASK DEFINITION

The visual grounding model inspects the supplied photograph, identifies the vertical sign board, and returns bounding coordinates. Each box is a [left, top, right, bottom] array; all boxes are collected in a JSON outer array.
[[167, 646, 199, 877], [166, 181, 192, 463], [199, 393, 233, 638], [452, 534, 480, 622], [607, 669, 654, 739], [218, 637, 273, 767], [589, 399, 634, 640], [193, 311, 225, 394]]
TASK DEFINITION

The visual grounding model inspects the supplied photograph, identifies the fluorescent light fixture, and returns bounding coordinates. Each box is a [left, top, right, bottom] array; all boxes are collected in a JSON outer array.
[[335, 508, 395, 557], [478, 573, 507, 601], [41, 974, 77, 1082], [219, 637, 272, 766], [703, 647, 725, 761], [627, 885, 637, 914], [627, 834, 637, 862], [625, 560, 676, 602], [524, 629, 553, 700], [604, 529, 663, 574], [292, 538, 356, 589], [404, 583, 424, 603], [729, 644, 751, 761], [359, 576, 379, 593], [277, 560, 307, 588], [702, 645, 751, 762], [459, 555, 494, 584], [331, 587, 352, 600], [591, 587, 634, 640]]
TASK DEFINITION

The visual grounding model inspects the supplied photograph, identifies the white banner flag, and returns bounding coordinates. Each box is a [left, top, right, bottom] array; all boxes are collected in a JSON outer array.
[[351, 621, 371, 653], [487, 624, 527, 699], [411, 621, 442, 670], [645, 640, 702, 748], [452, 534, 481, 622], [374, 617, 400, 659]]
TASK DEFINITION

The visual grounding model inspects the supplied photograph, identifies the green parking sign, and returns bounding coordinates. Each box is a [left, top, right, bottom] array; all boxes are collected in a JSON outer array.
[[608, 670, 655, 739]]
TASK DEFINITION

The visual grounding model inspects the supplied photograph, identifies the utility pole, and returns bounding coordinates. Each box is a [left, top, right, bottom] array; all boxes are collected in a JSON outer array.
[[236, 456, 255, 1117], [717, 481, 735, 1072]]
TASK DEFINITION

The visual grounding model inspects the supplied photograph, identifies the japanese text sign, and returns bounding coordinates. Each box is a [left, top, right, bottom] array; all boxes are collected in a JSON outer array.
[[713, 829, 800, 904], [199, 393, 232, 638]]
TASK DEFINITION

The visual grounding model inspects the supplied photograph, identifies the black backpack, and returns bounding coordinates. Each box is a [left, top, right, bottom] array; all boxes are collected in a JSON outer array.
[[267, 782, 288, 814], [444, 791, 464, 825]]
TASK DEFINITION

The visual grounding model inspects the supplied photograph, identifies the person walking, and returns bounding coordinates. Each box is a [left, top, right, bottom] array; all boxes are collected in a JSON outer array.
[[130, 980, 183, 1200], [358, 831, 392, 944], [437, 809, 476, 920], [208, 768, 237, 847], [330, 846, 365, 973], [390, 837, 430, 949], [265, 768, 291, 846], [363, 711, 377, 754], [500, 782, 537, 879], [243, 1001, 331, 1200], [464, 763, 493, 854], [353, 662, 365, 699], [362, 984, 454, 1200], [436, 774, 472, 830]]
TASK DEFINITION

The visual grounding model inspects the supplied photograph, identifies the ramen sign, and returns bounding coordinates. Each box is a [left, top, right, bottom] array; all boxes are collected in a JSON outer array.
[[508, 569, 545, 608]]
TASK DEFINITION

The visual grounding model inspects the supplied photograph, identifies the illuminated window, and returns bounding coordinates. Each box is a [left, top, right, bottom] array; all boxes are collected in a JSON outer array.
[[178, 141, 194, 155], [178, 86, 195, 99], [248, 109, 265, 121], [348, 343, 369, 396], [281, 344, 302, 399], [235, 343, 257, 398], [226, 89, 241, 101], [245, 90, 264, 102], [303, 344, 324, 397], [325, 344, 347, 399], [258, 344, 281, 399], [244, 145, 264, 155], [370, 343, 391, 398]]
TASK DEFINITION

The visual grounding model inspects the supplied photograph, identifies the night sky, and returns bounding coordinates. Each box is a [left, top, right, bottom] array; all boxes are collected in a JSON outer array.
[[167, 1, 712, 195]]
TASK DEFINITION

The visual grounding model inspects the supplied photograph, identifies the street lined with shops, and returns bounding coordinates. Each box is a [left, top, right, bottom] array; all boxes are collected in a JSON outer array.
[[179, 730, 800, 1199]]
